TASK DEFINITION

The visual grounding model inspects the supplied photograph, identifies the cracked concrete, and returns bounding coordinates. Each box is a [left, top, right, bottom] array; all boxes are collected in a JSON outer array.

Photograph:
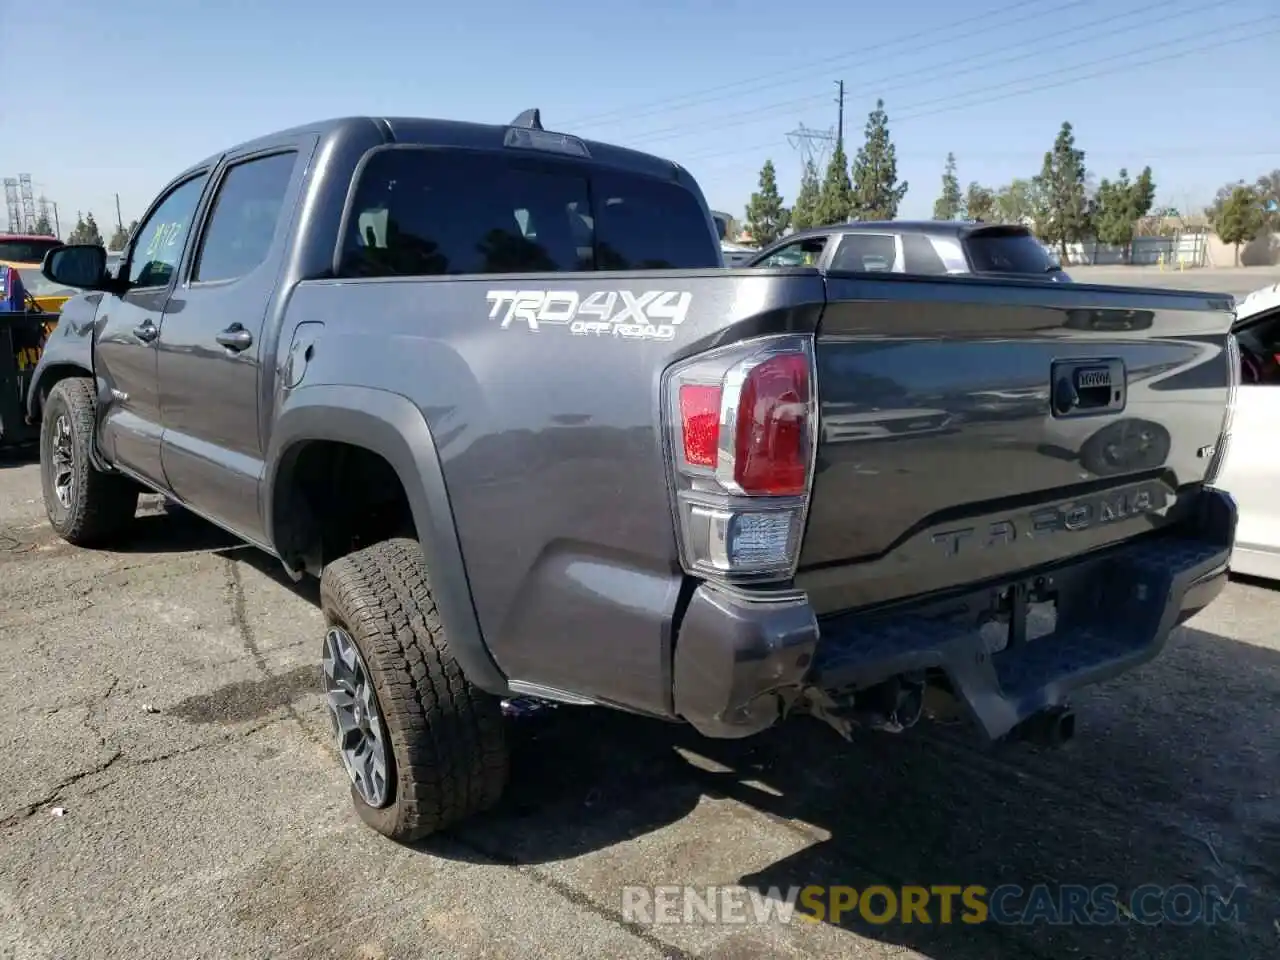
[[2, 428, 1279, 958]]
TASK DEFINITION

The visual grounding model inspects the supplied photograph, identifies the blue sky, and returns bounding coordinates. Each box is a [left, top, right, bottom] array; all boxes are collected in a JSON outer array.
[[2, 0, 1277, 237]]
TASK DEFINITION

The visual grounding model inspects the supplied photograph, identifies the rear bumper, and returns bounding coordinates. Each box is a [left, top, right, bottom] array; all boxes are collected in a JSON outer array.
[[672, 488, 1236, 741]]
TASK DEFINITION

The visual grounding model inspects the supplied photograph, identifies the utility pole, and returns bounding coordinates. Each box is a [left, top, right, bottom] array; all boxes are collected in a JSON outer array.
[[834, 80, 845, 150], [115, 193, 124, 234], [52, 202, 61, 239]]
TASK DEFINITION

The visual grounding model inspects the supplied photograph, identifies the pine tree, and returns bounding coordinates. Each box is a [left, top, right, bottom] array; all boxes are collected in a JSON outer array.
[[814, 142, 852, 226], [32, 213, 54, 236], [744, 159, 790, 247], [1033, 122, 1091, 259], [933, 153, 962, 221], [850, 99, 908, 221], [109, 224, 129, 250], [67, 213, 89, 244], [82, 213, 104, 247], [790, 159, 821, 231]]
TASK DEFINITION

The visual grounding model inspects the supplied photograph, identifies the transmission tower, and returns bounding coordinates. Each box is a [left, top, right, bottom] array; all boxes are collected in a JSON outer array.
[[786, 123, 836, 171], [18, 175, 36, 233], [3, 179, 20, 232]]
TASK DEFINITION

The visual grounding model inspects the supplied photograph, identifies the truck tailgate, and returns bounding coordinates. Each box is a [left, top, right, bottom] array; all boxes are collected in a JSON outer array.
[[797, 275, 1236, 614]]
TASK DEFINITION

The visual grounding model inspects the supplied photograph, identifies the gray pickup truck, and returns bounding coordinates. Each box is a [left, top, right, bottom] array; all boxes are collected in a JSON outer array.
[[29, 110, 1238, 843]]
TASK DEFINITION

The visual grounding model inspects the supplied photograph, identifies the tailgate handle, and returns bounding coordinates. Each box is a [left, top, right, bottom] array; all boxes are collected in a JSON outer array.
[[1050, 359, 1126, 418]]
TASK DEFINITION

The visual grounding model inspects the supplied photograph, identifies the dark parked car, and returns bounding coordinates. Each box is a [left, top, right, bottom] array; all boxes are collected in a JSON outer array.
[[29, 111, 1235, 843], [747, 220, 1072, 281]]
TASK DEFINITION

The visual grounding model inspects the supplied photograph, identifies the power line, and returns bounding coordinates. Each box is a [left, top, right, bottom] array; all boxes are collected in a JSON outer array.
[[617, 0, 1211, 149], [890, 14, 1280, 121], [561, 0, 1080, 129], [673, 19, 1280, 169], [890, 18, 1280, 122]]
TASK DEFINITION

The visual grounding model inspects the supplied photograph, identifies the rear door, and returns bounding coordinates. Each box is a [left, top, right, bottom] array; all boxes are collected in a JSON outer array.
[[798, 275, 1235, 612], [157, 140, 312, 543]]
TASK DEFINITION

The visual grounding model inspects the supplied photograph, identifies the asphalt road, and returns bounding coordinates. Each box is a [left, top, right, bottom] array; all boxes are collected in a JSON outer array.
[[2, 458, 1278, 960], [3, 266, 1279, 960]]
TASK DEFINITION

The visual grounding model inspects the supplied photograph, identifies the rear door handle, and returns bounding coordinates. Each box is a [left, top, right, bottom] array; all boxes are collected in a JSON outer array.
[[133, 321, 159, 343], [216, 324, 253, 352]]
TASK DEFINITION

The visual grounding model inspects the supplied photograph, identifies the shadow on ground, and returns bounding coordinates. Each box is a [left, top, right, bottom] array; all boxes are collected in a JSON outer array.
[[427, 626, 1280, 960], [104, 502, 244, 555], [146, 509, 1280, 960]]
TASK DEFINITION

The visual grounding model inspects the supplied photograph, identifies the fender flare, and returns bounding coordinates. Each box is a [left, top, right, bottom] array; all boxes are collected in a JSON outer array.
[[264, 384, 510, 696], [27, 360, 93, 421]]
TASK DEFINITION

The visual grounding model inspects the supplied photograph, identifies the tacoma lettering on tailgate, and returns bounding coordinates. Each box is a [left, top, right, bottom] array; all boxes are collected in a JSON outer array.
[[930, 481, 1165, 558]]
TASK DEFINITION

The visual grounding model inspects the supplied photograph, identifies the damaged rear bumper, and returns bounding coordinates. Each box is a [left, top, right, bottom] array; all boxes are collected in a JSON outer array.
[[672, 488, 1236, 741]]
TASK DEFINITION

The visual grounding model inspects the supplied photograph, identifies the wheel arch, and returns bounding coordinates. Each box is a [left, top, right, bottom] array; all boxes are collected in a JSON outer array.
[[265, 384, 510, 696], [27, 361, 93, 422]]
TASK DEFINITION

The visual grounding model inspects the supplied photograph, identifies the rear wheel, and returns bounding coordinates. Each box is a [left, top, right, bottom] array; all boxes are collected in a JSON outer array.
[[40, 378, 138, 546], [319, 537, 509, 841]]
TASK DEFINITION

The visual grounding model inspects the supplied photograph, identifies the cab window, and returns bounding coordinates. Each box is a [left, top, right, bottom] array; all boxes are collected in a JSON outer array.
[[192, 152, 296, 283], [338, 148, 718, 277], [754, 236, 828, 267], [127, 175, 208, 288], [829, 233, 898, 272]]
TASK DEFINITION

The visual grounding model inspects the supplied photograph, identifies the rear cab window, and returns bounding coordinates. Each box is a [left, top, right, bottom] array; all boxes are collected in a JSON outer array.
[[963, 227, 1059, 277], [0, 237, 62, 265], [339, 148, 719, 277]]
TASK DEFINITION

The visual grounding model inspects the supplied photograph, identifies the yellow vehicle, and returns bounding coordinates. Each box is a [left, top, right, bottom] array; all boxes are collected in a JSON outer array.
[[14, 265, 76, 314], [0, 235, 66, 446], [0, 234, 75, 313]]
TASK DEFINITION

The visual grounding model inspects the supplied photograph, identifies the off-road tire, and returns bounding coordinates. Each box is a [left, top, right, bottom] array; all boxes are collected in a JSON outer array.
[[319, 537, 509, 842], [40, 377, 139, 546]]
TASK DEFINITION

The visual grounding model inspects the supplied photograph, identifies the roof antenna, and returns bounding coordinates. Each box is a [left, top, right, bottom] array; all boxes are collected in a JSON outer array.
[[510, 108, 543, 130]]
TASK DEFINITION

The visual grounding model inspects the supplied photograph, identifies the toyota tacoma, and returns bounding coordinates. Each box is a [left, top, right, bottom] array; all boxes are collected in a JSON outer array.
[[28, 111, 1238, 842]]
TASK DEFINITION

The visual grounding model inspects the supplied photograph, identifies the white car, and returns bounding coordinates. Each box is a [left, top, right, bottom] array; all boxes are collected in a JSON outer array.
[[1216, 282, 1280, 580]]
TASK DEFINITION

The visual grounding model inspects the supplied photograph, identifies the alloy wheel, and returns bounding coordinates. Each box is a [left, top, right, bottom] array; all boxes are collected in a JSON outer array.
[[322, 626, 391, 807]]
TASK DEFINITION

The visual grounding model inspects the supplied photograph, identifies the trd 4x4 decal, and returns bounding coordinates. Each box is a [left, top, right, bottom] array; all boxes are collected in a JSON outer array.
[[485, 290, 692, 342]]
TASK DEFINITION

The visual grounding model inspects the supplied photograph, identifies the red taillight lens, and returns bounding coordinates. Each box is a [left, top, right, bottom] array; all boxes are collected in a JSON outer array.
[[733, 353, 810, 495], [665, 334, 815, 583], [678, 384, 722, 467]]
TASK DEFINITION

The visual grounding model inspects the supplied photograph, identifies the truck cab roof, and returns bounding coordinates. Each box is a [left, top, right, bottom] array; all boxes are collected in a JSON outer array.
[[179, 115, 690, 188]]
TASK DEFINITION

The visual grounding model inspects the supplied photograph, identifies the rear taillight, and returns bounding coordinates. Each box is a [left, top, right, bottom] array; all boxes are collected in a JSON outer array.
[[1205, 331, 1240, 488], [664, 334, 817, 583]]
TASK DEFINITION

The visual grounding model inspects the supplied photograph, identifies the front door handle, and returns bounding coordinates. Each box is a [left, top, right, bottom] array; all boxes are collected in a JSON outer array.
[[133, 321, 159, 343], [216, 324, 253, 352]]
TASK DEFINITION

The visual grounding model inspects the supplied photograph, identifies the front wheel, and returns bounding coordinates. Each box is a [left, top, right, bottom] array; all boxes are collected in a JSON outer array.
[[319, 537, 509, 842], [39, 378, 138, 546]]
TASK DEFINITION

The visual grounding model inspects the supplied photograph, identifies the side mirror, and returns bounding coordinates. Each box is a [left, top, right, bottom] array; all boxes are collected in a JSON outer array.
[[42, 244, 108, 290]]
